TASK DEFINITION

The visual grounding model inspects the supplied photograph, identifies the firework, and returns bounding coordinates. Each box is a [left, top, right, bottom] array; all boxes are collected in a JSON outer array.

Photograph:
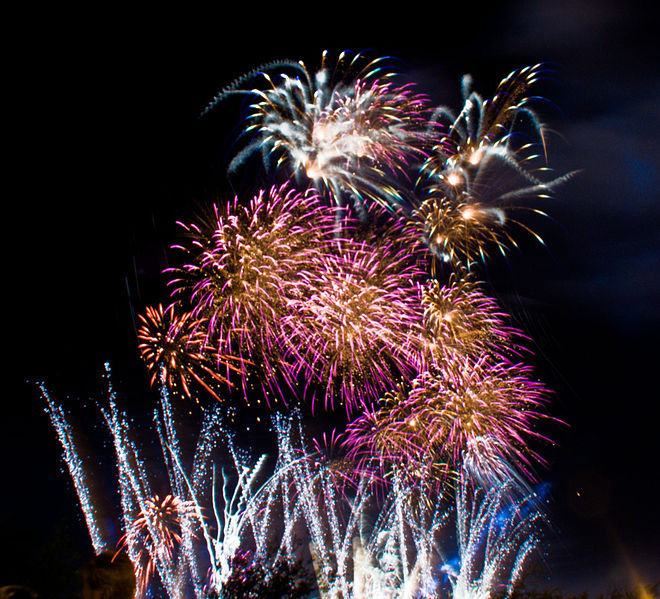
[[418, 267, 525, 367], [39, 384, 107, 554], [278, 236, 426, 412], [430, 64, 549, 164], [117, 494, 199, 596], [212, 50, 432, 217], [343, 384, 453, 491], [40, 55, 574, 599], [137, 303, 243, 403], [42, 365, 272, 598], [44, 374, 548, 599], [442, 470, 545, 599], [167, 182, 333, 400], [410, 64, 573, 265], [345, 353, 551, 484], [121, 494, 198, 558]]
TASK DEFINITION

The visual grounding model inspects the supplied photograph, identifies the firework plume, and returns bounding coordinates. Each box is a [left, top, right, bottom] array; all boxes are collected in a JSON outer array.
[[443, 469, 546, 599], [409, 64, 574, 265], [209, 50, 433, 218]]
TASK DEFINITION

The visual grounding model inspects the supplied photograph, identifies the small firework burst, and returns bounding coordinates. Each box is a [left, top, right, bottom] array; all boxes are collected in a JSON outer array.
[[418, 267, 524, 366], [345, 353, 550, 483], [125, 494, 198, 553], [344, 385, 454, 490], [406, 192, 512, 265], [217, 50, 432, 217], [410, 64, 573, 265], [137, 303, 243, 402], [279, 237, 425, 412], [167, 182, 333, 398], [117, 494, 199, 596]]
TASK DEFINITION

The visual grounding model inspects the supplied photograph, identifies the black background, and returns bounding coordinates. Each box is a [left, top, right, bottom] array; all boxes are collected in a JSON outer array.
[[5, 1, 659, 596]]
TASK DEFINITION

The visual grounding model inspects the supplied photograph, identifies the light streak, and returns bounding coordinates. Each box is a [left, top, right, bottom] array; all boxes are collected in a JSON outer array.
[[39, 384, 107, 554]]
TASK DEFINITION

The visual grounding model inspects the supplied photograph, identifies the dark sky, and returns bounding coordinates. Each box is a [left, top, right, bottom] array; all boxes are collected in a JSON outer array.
[[5, 1, 659, 596]]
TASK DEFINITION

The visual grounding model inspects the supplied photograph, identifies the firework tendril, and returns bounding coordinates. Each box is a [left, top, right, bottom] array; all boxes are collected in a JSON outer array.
[[409, 64, 575, 266]]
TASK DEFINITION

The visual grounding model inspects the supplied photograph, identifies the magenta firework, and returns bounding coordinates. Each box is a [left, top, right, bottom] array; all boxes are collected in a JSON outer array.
[[166, 182, 334, 398], [345, 353, 551, 484], [278, 236, 426, 412]]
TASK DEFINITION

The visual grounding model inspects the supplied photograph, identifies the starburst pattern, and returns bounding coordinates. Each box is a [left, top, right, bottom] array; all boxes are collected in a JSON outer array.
[[222, 50, 433, 217], [137, 303, 242, 402], [418, 267, 524, 366], [345, 353, 550, 483], [117, 494, 199, 596], [167, 182, 333, 397], [279, 237, 426, 412]]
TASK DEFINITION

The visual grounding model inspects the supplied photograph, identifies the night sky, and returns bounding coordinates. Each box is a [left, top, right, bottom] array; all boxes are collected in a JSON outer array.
[[5, 2, 659, 597]]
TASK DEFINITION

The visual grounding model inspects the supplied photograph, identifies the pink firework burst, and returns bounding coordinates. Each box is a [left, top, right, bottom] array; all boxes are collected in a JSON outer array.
[[279, 237, 426, 413], [167, 182, 334, 399], [417, 267, 527, 368], [345, 353, 551, 484]]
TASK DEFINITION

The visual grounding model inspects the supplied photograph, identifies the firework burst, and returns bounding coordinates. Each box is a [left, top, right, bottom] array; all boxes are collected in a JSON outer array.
[[167, 182, 333, 399], [117, 494, 199, 596], [216, 50, 432, 217], [410, 64, 574, 265], [137, 303, 243, 402], [278, 237, 426, 412], [345, 353, 550, 484], [40, 55, 574, 599], [418, 267, 525, 366], [344, 383, 455, 491]]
